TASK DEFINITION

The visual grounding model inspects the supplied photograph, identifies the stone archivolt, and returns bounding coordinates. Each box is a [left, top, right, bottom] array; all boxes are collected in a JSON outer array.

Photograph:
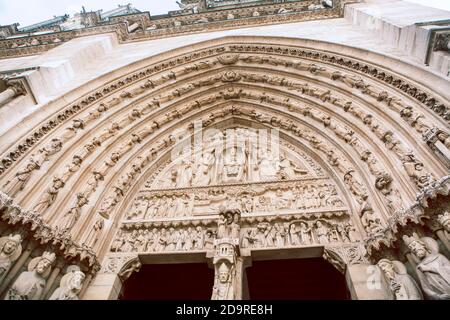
[[0, 39, 449, 299]]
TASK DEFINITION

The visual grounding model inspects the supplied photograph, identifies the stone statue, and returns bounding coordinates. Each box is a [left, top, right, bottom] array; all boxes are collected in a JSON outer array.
[[299, 222, 312, 244], [5, 251, 56, 300], [2, 159, 40, 196], [277, 155, 308, 179], [211, 261, 235, 300], [255, 151, 278, 181], [49, 265, 85, 300], [315, 221, 329, 244], [403, 234, 450, 300], [222, 147, 246, 183], [0, 234, 22, 280], [192, 151, 215, 186], [56, 193, 88, 233], [377, 259, 423, 300]]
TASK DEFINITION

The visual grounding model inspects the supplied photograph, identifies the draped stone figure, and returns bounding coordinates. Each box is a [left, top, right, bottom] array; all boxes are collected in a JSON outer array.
[[2, 159, 40, 196], [211, 261, 235, 300], [5, 251, 56, 300], [403, 234, 450, 300], [177, 160, 193, 187], [277, 155, 308, 179], [49, 265, 85, 300], [315, 221, 329, 244], [255, 151, 278, 181], [377, 259, 423, 300], [56, 193, 88, 233], [193, 151, 215, 186], [222, 147, 246, 183], [0, 234, 22, 281], [82, 218, 105, 249], [33, 177, 65, 213]]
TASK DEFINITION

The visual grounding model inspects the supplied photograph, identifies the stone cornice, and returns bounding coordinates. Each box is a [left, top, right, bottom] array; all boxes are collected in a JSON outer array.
[[0, 0, 346, 59], [0, 191, 101, 272]]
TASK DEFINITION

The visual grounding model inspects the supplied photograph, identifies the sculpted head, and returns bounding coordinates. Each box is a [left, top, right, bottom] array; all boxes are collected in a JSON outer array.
[[1, 234, 21, 256], [403, 234, 431, 259], [438, 211, 450, 232], [400, 107, 413, 118], [377, 259, 395, 279], [375, 174, 392, 190], [218, 262, 230, 283], [69, 271, 85, 291], [50, 138, 62, 150], [34, 251, 56, 275], [63, 265, 85, 293]]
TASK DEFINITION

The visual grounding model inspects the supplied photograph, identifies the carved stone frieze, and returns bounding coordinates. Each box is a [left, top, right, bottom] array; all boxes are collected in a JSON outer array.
[[323, 242, 369, 273], [128, 179, 345, 221], [0, 191, 100, 271]]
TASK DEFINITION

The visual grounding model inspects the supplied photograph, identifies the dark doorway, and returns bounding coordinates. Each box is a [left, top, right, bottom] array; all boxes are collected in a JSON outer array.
[[120, 262, 214, 300], [246, 258, 350, 300]]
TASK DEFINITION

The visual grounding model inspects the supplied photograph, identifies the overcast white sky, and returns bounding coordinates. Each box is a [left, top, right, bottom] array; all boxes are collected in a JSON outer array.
[[0, 0, 449, 27]]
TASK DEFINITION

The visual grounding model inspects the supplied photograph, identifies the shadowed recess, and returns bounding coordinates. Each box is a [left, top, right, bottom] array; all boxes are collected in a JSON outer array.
[[120, 262, 215, 300], [246, 258, 350, 300]]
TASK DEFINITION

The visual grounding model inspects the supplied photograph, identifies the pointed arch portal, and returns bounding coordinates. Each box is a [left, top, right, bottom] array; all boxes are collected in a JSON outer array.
[[0, 36, 448, 300]]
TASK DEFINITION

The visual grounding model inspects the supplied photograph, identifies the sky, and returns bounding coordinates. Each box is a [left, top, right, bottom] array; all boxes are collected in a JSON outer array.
[[0, 0, 449, 28]]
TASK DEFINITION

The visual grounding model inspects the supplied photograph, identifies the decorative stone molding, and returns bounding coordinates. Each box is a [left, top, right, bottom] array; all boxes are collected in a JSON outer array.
[[0, 191, 100, 272], [323, 242, 369, 274]]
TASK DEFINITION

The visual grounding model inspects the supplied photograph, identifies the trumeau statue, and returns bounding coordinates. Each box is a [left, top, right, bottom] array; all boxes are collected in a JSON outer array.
[[403, 234, 450, 300], [0, 234, 22, 280], [49, 265, 85, 300], [211, 261, 235, 300], [5, 251, 56, 300], [377, 259, 423, 300]]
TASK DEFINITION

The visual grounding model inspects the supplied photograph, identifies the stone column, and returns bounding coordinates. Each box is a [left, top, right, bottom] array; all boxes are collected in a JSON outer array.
[[78, 271, 95, 298], [0, 80, 26, 107]]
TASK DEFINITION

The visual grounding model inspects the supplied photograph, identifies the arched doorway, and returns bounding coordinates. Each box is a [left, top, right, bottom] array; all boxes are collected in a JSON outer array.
[[0, 36, 447, 300]]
